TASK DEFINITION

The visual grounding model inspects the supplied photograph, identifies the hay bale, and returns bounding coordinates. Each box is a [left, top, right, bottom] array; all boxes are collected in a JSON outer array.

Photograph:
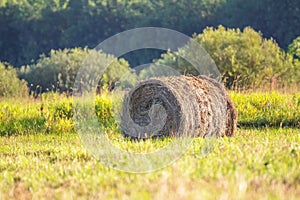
[[120, 75, 237, 139]]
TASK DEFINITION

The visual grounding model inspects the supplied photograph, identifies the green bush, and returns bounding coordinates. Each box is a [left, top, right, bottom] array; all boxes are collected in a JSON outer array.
[[19, 48, 131, 93], [287, 36, 300, 84], [196, 26, 294, 89], [0, 62, 28, 97], [288, 36, 300, 60], [156, 26, 295, 90]]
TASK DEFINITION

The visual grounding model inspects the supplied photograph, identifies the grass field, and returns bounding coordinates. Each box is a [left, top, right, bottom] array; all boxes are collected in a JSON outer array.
[[0, 92, 300, 199], [1, 129, 300, 199]]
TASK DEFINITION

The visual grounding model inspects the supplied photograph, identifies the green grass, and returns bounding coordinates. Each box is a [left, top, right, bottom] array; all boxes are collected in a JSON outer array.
[[1, 92, 300, 199], [0, 128, 300, 199], [231, 92, 300, 127], [1, 92, 300, 137]]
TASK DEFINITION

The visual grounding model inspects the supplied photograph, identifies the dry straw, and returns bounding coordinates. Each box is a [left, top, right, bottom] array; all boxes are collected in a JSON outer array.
[[121, 75, 237, 139]]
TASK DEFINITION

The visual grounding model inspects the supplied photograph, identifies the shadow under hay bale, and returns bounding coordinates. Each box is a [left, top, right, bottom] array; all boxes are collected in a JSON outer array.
[[121, 75, 237, 139]]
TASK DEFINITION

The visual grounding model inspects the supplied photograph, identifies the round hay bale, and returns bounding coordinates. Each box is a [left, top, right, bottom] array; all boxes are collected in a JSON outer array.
[[197, 75, 238, 137], [120, 75, 237, 139]]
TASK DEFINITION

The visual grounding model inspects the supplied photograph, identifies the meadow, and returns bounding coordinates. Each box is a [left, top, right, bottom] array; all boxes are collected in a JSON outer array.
[[0, 92, 300, 199]]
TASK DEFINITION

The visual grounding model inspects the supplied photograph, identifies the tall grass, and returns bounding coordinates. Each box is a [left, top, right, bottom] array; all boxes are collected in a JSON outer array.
[[231, 92, 300, 127], [0, 91, 299, 136]]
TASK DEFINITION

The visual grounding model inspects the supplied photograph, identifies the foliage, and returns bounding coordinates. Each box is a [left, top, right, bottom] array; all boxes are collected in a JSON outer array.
[[0, 62, 28, 97], [216, 0, 300, 49], [19, 48, 131, 93], [196, 26, 295, 89], [157, 26, 296, 89], [1, 0, 300, 72], [288, 37, 300, 82], [288, 36, 300, 60]]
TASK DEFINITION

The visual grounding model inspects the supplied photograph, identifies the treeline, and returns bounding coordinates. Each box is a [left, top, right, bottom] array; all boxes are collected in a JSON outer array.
[[1, 25, 299, 97], [1, 0, 300, 67]]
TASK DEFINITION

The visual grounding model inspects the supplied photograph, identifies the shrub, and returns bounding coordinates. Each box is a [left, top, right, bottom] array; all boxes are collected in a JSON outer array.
[[19, 48, 131, 93], [287, 36, 300, 85], [288, 36, 300, 60], [156, 26, 295, 90], [0, 62, 28, 97]]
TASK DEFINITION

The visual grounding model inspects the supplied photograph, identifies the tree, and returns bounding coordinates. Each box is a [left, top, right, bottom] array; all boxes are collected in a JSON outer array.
[[217, 0, 300, 49], [156, 26, 295, 90], [288, 36, 300, 60], [19, 48, 131, 93], [0, 62, 28, 97], [1, 0, 300, 69], [0, 0, 225, 67], [288, 36, 300, 83]]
